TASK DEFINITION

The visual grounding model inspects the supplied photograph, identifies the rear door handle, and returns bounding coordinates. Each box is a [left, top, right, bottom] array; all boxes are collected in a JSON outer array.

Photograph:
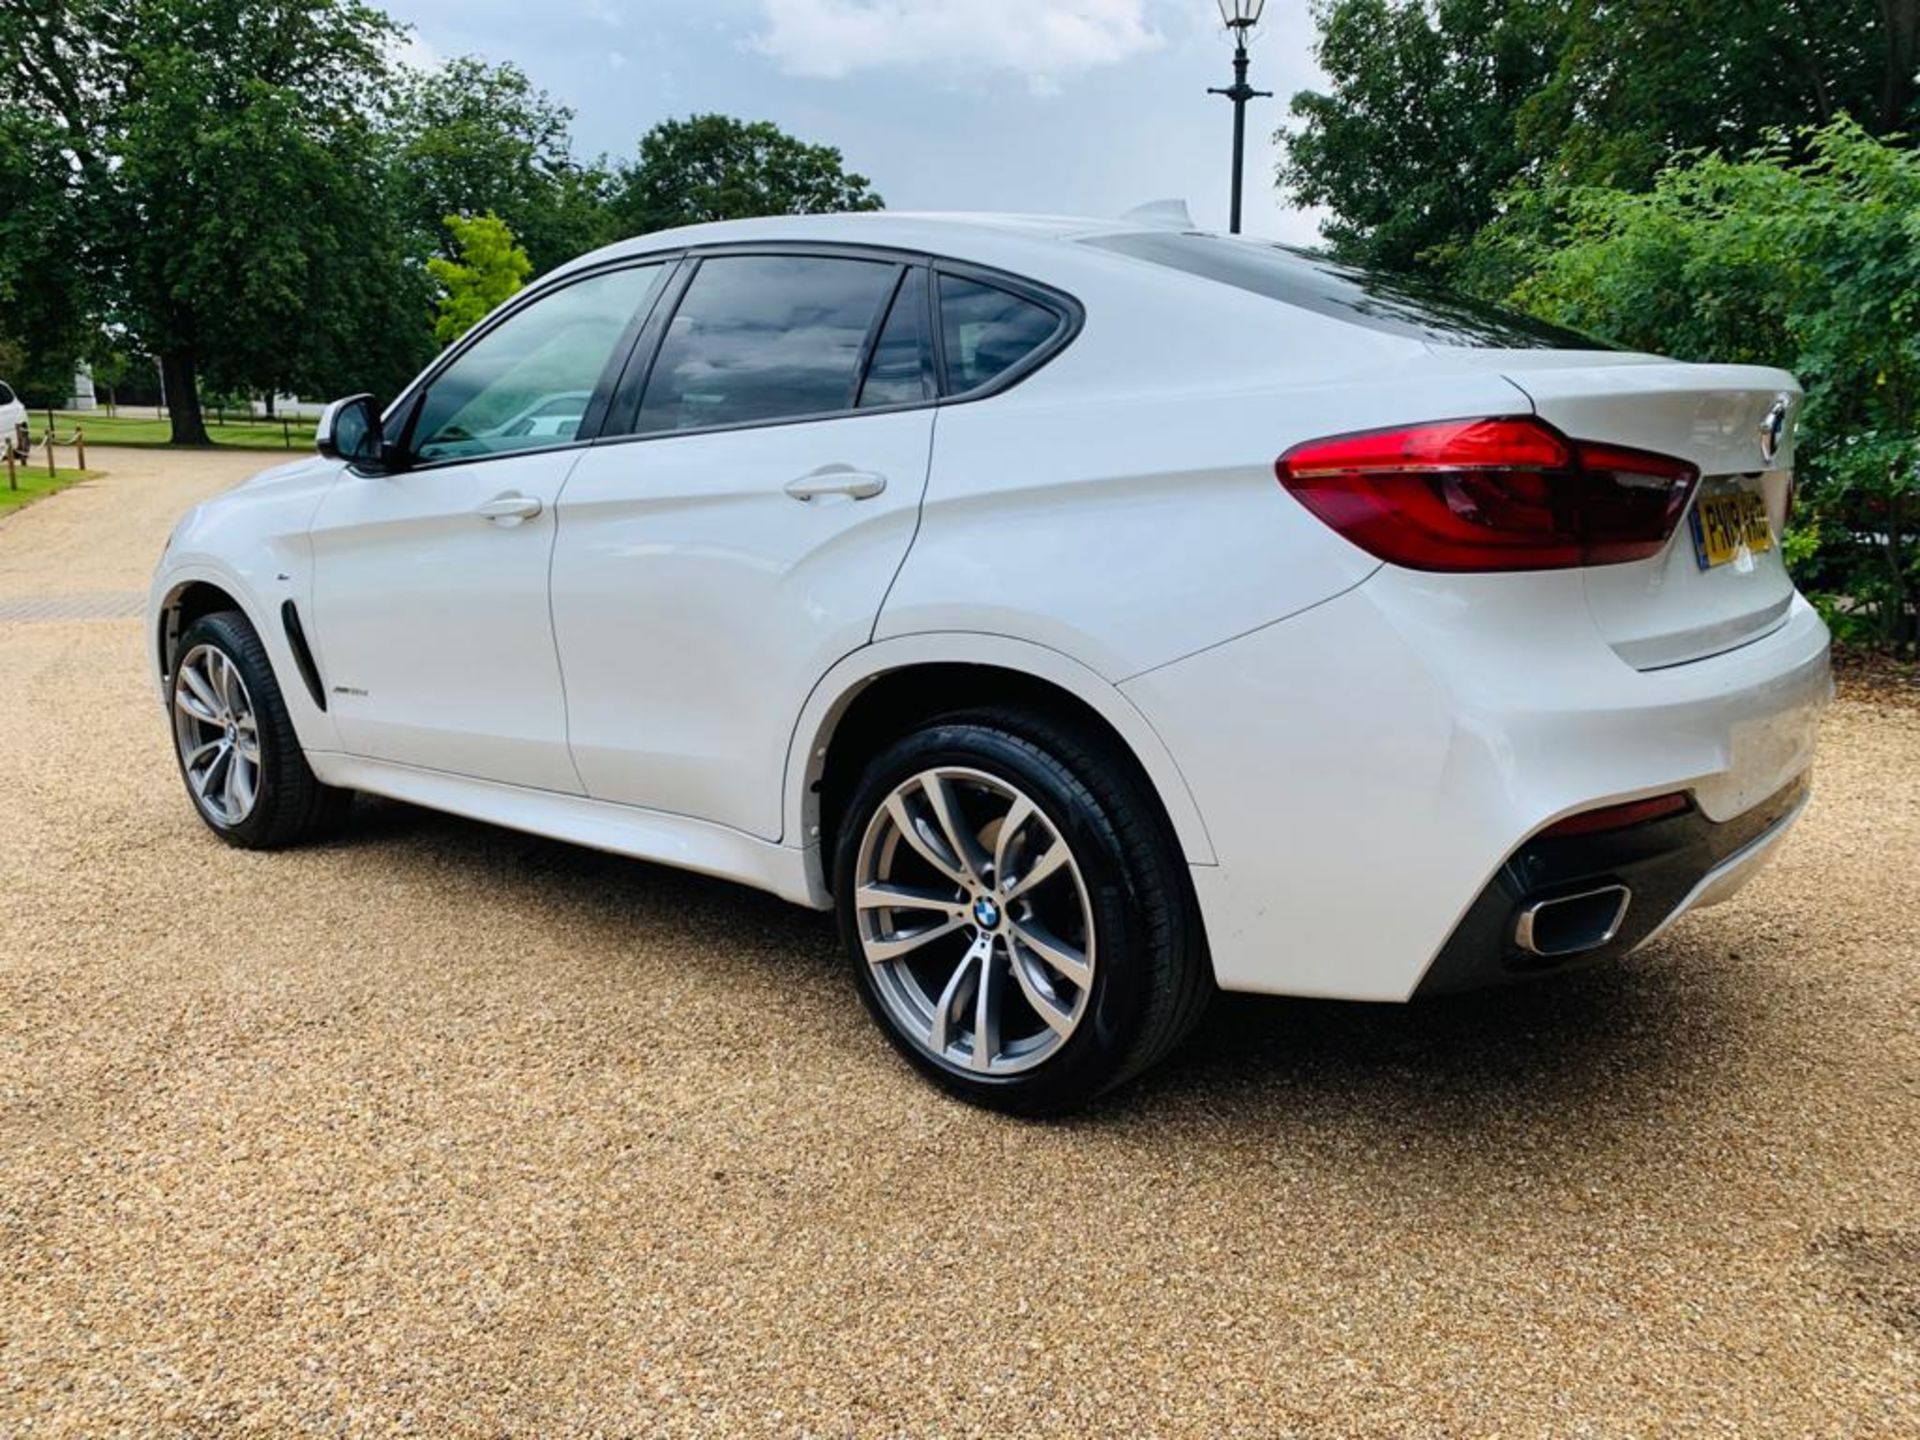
[[476, 492, 543, 525], [784, 468, 887, 502]]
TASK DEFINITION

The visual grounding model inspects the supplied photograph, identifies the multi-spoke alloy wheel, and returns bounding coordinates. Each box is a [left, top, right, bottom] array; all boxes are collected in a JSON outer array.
[[164, 609, 350, 849], [837, 711, 1211, 1113], [855, 766, 1096, 1076], [172, 641, 263, 826]]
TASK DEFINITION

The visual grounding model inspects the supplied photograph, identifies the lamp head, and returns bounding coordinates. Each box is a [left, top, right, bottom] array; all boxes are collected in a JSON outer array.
[[1216, 0, 1267, 31]]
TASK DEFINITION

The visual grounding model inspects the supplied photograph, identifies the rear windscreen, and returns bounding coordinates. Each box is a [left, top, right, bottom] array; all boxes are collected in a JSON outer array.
[[1080, 231, 1610, 350]]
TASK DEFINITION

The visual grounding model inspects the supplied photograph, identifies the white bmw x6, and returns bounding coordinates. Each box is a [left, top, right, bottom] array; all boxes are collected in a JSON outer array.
[[151, 213, 1832, 1112]]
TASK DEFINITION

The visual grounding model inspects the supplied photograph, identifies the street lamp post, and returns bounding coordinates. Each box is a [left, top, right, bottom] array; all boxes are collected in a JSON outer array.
[[1207, 0, 1271, 234]]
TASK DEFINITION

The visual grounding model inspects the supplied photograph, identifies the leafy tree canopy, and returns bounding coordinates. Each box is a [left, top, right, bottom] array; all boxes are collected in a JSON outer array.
[[1281, 0, 1559, 273], [390, 57, 613, 275], [1283, 0, 1919, 273], [0, 109, 88, 406], [0, 6, 889, 443], [611, 114, 883, 236], [428, 213, 532, 345], [1, 0, 430, 442]]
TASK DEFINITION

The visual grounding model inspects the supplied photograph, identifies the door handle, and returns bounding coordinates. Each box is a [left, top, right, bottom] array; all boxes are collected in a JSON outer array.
[[784, 468, 888, 502], [476, 492, 543, 525]]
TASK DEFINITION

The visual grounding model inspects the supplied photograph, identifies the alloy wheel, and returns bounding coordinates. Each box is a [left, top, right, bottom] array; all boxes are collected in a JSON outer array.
[[171, 642, 263, 826], [854, 766, 1096, 1075]]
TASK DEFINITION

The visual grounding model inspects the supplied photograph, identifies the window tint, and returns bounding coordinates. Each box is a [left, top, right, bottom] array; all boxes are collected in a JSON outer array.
[[0, 382, 14, 404], [938, 276, 1064, 394], [636, 256, 901, 434], [858, 268, 931, 408], [1080, 231, 1609, 350], [412, 264, 664, 464]]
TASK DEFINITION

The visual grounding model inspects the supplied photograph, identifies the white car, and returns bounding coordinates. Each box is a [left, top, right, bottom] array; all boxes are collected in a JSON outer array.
[[150, 213, 1832, 1112], [0, 380, 28, 459]]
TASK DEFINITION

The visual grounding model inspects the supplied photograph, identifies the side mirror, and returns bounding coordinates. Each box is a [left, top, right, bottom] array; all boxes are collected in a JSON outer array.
[[315, 394, 393, 472]]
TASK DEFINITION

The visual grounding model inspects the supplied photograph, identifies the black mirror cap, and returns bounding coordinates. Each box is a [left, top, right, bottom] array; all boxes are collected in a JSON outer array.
[[315, 394, 394, 472]]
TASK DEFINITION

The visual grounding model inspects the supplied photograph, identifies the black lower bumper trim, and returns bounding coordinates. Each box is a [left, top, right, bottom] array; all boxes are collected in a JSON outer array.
[[1413, 774, 1809, 997]]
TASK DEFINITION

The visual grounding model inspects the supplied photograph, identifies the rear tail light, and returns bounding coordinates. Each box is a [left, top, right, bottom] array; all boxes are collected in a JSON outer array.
[[1540, 792, 1692, 838], [1276, 416, 1699, 572]]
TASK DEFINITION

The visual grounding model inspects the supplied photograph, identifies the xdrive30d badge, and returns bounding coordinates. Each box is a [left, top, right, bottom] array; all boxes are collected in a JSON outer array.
[[151, 213, 1831, 1113]]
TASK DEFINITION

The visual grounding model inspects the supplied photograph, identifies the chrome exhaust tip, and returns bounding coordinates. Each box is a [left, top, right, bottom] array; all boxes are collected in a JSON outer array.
[[1514, 884, 1632, 959]]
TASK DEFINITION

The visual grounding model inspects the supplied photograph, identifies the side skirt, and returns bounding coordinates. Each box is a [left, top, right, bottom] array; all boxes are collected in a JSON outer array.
[[306, 751, 829, 909]]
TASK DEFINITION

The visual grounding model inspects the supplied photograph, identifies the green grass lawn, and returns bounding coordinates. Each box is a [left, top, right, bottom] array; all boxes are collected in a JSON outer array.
[[0, 467, 100, 514], [48, 410, 317, 452]]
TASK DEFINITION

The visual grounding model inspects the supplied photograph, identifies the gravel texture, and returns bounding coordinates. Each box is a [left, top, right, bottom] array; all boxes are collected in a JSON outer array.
[[1, 448, 1916, 1437]]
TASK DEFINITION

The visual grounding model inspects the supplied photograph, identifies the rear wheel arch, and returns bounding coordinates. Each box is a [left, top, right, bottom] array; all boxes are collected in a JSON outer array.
[[794, 644, 1216, 887]]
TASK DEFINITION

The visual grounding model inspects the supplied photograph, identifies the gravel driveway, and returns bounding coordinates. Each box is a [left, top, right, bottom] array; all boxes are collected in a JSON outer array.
[[2, 449, 1915, 1436]]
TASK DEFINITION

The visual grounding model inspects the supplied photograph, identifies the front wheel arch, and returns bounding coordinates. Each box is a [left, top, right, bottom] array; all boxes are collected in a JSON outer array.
[[158, 579, 248, 687]]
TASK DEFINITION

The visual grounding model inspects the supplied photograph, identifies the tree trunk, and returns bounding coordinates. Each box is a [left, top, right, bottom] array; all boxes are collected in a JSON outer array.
[[160, 351, 211, 446], [1886, 0, 1920, 131], [263, 391, 276, 419]]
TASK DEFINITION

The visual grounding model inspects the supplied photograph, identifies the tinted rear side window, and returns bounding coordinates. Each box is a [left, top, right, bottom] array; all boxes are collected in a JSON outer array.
[[1080, 231, 1609, 350], [636, 255, 901, 434], [0, 383, 14, 404], [858, 268, 932, 408], [938, 276, 1066, 394]]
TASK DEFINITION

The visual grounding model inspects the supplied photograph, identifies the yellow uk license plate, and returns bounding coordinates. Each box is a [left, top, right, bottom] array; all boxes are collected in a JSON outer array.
[[1689, 488, 1774, 570]]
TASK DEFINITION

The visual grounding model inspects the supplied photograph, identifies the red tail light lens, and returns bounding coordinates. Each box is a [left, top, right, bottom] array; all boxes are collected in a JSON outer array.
[[1275, 416, 1699, 572]]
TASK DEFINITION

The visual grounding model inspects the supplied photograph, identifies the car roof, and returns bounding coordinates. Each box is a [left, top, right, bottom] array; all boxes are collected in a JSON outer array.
[[548, 211, 1180, 282]]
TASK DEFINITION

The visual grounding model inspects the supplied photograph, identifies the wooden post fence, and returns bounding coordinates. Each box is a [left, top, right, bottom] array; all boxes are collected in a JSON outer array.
[[28, 418, 88, 480]]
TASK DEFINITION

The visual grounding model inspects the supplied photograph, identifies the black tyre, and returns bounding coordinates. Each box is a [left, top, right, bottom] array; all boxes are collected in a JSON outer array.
[[168, 609, 351, 848], [834, 706, 1210, 1115]]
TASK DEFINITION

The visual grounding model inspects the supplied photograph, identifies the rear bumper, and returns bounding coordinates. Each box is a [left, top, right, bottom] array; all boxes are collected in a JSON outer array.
[[1412, 774, 1809, 995], [1119, 573, 1832, 1001]]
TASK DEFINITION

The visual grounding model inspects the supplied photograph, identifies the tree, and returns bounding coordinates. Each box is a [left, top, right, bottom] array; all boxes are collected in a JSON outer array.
[[1281, 0, 1920, 275], [1280, 0, 1560, 273], [610, 114, 883, 237], [1, 0, 427, 444], [87, 346, 141, 414], [388, 57, 613, 276], [1518, 0, 1920, 190], [428, 214, 531, 345], [0, 108, 88, 406], [1488, 122, 1920, 654]]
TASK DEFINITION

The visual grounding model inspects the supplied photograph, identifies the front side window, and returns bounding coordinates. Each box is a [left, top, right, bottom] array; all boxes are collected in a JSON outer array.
[[411, 263, 665, 464], [635, 255, 902, 434], [938, 276, 1065, 395]]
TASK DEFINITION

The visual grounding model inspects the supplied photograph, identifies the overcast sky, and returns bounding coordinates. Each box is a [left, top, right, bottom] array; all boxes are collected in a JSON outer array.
[[383, 0, 1330, 244]]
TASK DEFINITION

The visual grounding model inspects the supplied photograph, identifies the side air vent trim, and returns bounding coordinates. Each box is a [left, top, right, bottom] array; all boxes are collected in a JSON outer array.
[[281, 599, 327, 711]]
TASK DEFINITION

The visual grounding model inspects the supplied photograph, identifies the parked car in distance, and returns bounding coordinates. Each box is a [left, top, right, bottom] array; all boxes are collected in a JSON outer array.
[[0, 381, 28, 458], [149, 212, 1832, 1113]]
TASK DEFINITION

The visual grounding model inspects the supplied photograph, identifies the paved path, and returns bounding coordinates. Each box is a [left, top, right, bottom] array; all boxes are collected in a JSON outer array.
[[1, 449, 1915, 1435]]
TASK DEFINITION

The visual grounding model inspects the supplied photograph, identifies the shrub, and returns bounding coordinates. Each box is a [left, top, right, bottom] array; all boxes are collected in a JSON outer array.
[[1475, 120, 1920, 654]]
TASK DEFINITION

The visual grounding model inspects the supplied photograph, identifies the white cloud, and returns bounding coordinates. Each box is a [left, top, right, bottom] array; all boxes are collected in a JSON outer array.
[[752, 0, 1164, 90], [386, 27, 440, 74]]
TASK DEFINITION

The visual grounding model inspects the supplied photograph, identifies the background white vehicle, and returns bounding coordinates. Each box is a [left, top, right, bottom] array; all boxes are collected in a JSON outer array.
[[150, 213, 1831, 1112], [0, 380, 28, 459]]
